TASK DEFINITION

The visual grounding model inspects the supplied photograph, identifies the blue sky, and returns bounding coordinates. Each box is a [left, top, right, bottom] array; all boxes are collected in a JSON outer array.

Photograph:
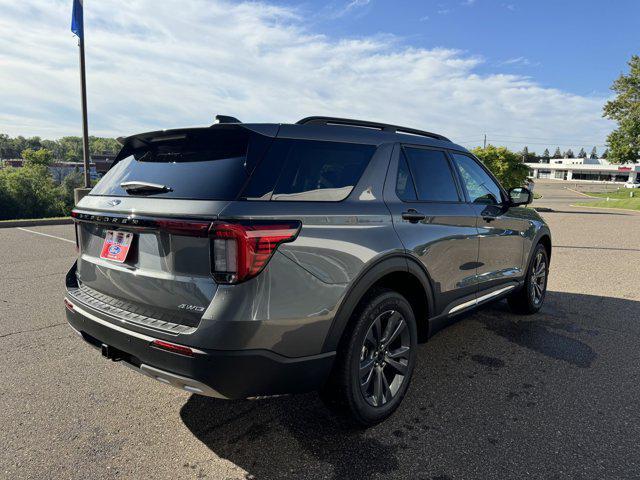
[[280, 0, 639, 97], [0, 0, 636, 153]]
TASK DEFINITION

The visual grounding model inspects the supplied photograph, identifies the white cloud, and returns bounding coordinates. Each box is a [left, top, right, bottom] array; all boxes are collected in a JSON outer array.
[[326, 0, 372, 19], [0, 0, 612, 151], [461, 0, 476, 6], [498, 56, 540, 67]]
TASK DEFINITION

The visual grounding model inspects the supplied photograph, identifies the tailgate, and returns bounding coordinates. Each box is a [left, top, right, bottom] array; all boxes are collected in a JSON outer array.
[[73, 208, 218, 330]]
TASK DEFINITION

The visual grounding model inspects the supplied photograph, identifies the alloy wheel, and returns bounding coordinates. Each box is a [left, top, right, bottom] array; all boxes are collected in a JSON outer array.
[[359, 310, 411, 407], [530, 251, 547, 306]]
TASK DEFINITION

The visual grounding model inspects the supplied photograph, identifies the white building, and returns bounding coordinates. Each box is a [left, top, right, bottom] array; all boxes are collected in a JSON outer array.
[[526, 157, 640, 183]]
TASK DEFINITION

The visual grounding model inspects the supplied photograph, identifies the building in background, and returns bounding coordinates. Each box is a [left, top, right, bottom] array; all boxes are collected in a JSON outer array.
[[526, 157, 640, 183]]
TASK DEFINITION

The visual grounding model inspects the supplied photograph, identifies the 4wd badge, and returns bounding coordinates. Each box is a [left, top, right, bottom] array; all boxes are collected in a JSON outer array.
[[178, 304, 205, 313]]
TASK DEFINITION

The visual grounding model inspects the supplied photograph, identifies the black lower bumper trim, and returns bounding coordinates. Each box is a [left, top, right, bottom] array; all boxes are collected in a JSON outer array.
[[66, 301, 335, 399]]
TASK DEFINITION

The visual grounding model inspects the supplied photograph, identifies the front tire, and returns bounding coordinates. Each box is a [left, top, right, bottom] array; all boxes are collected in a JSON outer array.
[[320, 288, 418, 426], [508, 243, 549, 314]]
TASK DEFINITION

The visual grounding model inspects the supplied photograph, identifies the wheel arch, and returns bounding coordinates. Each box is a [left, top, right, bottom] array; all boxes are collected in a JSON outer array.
[[322, 254, 435, 353], [538, 233, 552, 262]]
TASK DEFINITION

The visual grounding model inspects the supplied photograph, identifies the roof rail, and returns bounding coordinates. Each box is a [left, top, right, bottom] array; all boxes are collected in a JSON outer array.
[[296, 116, 450, 142]]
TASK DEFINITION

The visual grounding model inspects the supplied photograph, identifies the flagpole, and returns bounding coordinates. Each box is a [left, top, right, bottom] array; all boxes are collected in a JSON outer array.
[[78, 34, 91, 188]]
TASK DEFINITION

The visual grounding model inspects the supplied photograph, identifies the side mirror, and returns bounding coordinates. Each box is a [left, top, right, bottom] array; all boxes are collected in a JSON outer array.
[[508, 187, 532, 206]]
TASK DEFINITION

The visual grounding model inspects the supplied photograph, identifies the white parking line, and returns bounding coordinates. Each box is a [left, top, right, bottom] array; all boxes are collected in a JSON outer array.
[[17, 227, 75, 244]]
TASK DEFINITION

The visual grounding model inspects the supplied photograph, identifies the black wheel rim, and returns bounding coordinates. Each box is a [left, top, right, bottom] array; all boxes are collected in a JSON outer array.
[[359, 310, 411, 407], [530, 251, 547, 306]]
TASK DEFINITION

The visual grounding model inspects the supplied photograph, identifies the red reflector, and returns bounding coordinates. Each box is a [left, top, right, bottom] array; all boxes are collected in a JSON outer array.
[[151, 339, 194, 356], [64, 298, 74, 311]]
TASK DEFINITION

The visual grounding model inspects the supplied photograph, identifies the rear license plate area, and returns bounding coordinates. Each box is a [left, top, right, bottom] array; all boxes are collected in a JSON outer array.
[[100, 230, 134, 263]]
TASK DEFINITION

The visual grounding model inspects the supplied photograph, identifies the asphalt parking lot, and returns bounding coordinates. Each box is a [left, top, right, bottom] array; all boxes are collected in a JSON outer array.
[[2, 180, 640, 480]]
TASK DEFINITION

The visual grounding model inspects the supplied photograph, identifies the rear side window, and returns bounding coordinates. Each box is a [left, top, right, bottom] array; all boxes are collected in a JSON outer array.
[[396, 152, 417, 201], [91, 128, 270, 200], [400, 147, 460, 202], [243, 139, 376, 201]]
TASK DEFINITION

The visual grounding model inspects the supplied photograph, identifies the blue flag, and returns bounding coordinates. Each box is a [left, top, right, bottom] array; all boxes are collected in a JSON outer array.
[[71, 0, 83, 39]]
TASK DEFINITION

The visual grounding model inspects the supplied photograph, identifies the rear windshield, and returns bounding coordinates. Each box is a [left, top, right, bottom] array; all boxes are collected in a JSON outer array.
[[90, 129, 270, 200]]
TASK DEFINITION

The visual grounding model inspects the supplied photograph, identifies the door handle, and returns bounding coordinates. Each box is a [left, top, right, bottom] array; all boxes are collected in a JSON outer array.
[[402, 209, 426, 223], [482, 215, 497, 223]]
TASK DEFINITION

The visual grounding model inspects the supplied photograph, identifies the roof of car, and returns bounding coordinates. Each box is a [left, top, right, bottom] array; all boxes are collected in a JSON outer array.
[[118, 116, 469, 154]]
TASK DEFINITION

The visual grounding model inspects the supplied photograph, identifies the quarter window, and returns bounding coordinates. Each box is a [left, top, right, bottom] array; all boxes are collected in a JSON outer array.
[[400, 147, 460, 202], [451, 153, 503, 205], [396, 152, 417, 201], [242, 139, 375, 201]]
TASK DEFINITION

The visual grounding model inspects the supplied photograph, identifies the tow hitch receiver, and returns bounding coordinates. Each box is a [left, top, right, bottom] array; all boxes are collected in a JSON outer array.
[[101, 343, 123, 362]]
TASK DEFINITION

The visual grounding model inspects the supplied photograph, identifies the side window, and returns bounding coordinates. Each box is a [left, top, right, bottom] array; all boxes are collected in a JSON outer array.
[[401, 147, 460, 202], [451, 153, 503, 205], [242, 139, 375, 201], [396, 152, 417, 201]]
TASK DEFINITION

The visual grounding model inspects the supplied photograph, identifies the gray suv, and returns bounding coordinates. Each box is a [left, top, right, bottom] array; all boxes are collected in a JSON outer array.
[[65, 116, 551, 425]]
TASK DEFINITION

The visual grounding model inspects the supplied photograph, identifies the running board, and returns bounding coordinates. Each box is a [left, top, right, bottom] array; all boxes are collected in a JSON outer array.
[[448, 285, 516, 315]]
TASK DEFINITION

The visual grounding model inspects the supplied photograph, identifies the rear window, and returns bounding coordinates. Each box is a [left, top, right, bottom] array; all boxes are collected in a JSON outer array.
[[90, 129, 270, 200], [242, 139, 376, 201]]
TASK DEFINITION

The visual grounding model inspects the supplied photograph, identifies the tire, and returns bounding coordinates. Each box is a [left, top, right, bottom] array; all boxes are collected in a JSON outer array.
[[507, 243, 549, 314], [320, 288, 418, 426]]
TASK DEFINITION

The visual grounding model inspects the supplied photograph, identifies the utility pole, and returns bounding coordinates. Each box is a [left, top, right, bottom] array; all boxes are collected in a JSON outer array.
[[483, 134, 487, 149]]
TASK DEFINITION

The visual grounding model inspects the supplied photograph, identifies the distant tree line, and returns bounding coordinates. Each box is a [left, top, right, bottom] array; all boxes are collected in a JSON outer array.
[[0, 134, 120, 161], [517, 145, 608, 163]]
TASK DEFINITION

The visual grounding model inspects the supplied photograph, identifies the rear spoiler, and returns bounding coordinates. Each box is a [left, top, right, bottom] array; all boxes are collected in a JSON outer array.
[[111, 123, 280, 167]]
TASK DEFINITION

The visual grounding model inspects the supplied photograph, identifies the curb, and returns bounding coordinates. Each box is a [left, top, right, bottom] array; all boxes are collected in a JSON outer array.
[[0, 217, 73, 228]]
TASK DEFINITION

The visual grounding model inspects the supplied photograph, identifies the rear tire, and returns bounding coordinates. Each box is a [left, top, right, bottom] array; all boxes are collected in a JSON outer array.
[[508, 243, 549, 314], [320, 288, 418, 426]]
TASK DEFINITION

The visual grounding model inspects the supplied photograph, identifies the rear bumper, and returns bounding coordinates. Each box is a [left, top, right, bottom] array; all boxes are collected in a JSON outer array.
[[65, 299, 335, 399]]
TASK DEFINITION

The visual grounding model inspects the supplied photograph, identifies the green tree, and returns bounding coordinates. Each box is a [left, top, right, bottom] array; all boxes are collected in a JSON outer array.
[[564, 149, 575, 158], [60, 169, 84, 210], [552, 147, 562, 159], [21, 148, 53, 167], [603, 55, 640, 163], [57, 136, 83, 162], [89, 136, 120, 154], [590, 146, 598, 159], [542, 148, 550, 158], [0, 165, 64, 220], [471, 145, 530, 190], [519, 146, 538, 163], [577, 147, 587, 158], [602, 148, 609, 159]]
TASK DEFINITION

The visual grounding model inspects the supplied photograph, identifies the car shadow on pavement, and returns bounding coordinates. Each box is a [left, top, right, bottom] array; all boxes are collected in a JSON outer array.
[[180, 291, 640, 480]]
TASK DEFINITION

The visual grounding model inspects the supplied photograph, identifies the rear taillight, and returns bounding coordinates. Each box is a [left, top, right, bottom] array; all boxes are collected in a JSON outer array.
[[155, 219, 211, 237], [210, 221, 301, 284]]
